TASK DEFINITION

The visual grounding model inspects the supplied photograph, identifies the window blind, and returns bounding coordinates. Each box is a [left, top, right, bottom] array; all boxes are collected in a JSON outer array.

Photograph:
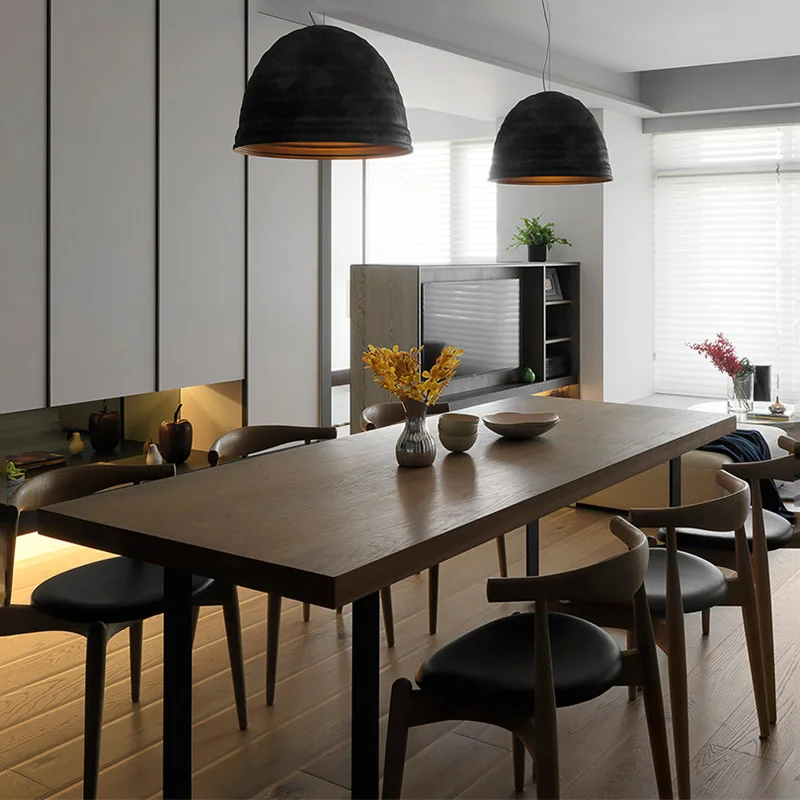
[[654, 126, 799, 403], [365, 139, 497, 264]]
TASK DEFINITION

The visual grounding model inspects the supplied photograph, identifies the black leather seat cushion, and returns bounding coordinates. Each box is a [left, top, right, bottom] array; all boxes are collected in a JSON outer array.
[[31, 557, 215, 624], [657, 509, 794, 552], [644, 548, 727, 616], [415, 612, 622, 710]]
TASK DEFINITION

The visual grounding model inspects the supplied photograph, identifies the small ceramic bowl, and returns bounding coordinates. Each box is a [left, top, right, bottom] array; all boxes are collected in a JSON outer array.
[[438, 413, 480, 437], [439, 430, 478, 453]]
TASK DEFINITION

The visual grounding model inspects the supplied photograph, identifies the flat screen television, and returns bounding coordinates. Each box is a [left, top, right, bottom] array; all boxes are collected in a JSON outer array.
[[421, 280, 520, 384]]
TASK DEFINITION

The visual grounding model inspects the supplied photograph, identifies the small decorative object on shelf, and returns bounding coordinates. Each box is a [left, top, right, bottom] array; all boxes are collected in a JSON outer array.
[[144, 439, 163, 465], [67, 431, 85, 456], [88, 400, 122, 452], [507, 214, 571, 262], [363, 344, 463, 467], [522, 367, 536, 383], [159, 403, 193, 465], [768, 397, 786, 416], [687, 333, 754, 414], [6, 459, 26, 489]]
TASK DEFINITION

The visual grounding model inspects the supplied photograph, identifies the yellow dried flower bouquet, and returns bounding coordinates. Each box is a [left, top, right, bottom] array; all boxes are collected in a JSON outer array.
[[362, 345, 463, 406]]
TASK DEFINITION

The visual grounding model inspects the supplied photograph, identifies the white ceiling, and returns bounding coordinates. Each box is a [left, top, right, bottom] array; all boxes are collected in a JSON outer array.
[[307, 0, 800, 72]]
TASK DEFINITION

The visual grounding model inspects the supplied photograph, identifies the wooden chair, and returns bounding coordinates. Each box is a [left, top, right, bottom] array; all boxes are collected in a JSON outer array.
[[1, 463, 247, 799], [359, 402, 510, 636], [382, 517, 672, 799], [611, 470, 768, 799], [209, 425, 394, 707], [667, 436, 799, 731]]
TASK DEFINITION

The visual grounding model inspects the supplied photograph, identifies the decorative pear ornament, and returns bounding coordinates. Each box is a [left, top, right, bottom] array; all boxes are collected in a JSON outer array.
[[67, 431, 85, 456], [144, 439, 163, 466]]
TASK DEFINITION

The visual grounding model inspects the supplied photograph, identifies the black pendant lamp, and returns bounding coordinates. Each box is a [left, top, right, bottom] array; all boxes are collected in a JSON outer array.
[[234, 25, 412, 160], [490, 90, 612, 185], [490, 0, 612, 185]]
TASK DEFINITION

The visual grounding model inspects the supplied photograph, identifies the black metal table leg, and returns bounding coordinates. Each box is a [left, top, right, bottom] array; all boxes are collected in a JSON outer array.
[[669, 456, 682, 507], [526, 519, 540, 577], [351, 592, 380, 799], [163, 569, 194, 799]]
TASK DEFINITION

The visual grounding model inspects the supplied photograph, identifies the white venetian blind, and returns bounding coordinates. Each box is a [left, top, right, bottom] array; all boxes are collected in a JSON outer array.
[[654, 126, 799, 403], [365, 139, 497, 263]]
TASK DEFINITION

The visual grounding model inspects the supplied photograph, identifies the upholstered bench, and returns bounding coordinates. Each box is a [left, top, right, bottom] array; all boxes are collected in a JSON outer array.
[[581, 423, 791, 511]]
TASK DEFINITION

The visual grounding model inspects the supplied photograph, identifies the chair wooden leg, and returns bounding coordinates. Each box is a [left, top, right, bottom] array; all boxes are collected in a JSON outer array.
[[380, 586, 395, 649], [627, 628, 637, 701], [512, 735, 526, 792], [666, 620, 691, 800], [638, 635, 673, 799], [83, 623, 109, 800], [221, 585, 248, 730], [752, 541, 776, 724], [427, 565, 440, 635], [701, 608, 710, 636], [496, 535, 508, 578], [128, 621, 143, 704], [302, 602, 311, 623], [266, 593, 282, 706], [738, 570, 771, 738], [382, 678, 413, 799]]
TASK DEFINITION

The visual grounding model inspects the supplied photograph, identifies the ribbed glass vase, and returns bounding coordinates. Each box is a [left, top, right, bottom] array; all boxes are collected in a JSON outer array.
[[727, 372, 754, 415]]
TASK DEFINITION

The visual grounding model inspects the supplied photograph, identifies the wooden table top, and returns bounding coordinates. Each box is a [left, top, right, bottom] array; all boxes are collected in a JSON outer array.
[[37, 396, 734, 608]]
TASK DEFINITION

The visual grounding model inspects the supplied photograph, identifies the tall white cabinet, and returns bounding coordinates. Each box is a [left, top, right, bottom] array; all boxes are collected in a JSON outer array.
[[0, 0, 47, 414], [158, 0, 246, 391], [50, 0, 157, 406], [247, 13, 320, 426]]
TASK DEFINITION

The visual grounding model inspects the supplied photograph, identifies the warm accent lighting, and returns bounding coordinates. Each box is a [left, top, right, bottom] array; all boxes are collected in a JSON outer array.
[[233, 25, 412, 160], [490, 91, 612, 185]]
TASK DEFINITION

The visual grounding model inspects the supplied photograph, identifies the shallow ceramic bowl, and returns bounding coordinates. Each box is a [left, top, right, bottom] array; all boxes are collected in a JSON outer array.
[[482, 412, 560, 440], [438, 413, 480, 436], [439, 430, 478, 453]]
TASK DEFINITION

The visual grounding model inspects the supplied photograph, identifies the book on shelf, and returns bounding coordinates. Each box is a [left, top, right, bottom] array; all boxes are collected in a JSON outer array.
[[5, 451, 66, 470], [745, 412, 792, 423]]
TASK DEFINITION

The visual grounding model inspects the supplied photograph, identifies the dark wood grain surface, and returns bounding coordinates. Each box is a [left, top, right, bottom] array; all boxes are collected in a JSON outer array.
[[37, 396, 734, 608]]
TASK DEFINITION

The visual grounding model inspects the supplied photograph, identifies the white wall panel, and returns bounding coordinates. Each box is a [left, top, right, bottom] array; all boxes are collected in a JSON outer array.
[[247, 13, 319, 425], [50, 0, 156, 405], [158, 0, 246, 391], [0, 1, 47, 413]]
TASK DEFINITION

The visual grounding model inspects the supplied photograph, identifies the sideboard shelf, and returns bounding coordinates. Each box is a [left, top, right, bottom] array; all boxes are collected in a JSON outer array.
[[350, 261, 581, 431]]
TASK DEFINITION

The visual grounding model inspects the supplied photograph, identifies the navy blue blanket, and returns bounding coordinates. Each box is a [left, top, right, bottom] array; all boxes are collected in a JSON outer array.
[[698, 429, 792, 520]]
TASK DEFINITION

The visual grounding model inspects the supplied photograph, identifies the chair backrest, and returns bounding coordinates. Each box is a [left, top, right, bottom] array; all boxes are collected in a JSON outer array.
[[628, 470, 750, 533], [1, 462, 176, 607], [487, 516, 649, 606], [208, 425, 337, 466], [360, 402, 450, 432]]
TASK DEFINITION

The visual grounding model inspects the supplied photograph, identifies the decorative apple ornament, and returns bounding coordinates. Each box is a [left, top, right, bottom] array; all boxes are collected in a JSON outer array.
[[159, 403, 193, 465], [89, 400, 122, 452]]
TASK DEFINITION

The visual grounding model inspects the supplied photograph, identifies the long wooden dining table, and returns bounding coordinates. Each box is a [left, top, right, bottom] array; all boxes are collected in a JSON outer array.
[[37, 395, 734, 799]]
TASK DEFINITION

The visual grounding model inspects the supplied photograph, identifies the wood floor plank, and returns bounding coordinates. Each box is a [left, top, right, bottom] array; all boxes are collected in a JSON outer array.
[[690, 743, 780, 799], [0, 769, 51, 800], [760, 749, 799, 800], [399, 732, 508, 800], [257, 771, 349, 799]]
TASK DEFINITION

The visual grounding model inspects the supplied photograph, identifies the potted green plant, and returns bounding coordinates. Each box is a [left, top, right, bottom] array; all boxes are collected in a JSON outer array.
[[508, 215, 571, 262]]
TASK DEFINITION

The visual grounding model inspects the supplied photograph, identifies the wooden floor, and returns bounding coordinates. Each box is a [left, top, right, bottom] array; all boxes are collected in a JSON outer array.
[[1, 507, 798, 799]]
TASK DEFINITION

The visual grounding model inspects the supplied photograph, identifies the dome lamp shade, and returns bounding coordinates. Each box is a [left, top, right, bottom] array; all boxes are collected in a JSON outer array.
[[490, 91, 612, 185], [233, 25, 412, 160]]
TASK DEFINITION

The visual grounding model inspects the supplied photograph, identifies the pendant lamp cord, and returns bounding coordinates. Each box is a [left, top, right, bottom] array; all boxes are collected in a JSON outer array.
[[540, 0, 551, 91]]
